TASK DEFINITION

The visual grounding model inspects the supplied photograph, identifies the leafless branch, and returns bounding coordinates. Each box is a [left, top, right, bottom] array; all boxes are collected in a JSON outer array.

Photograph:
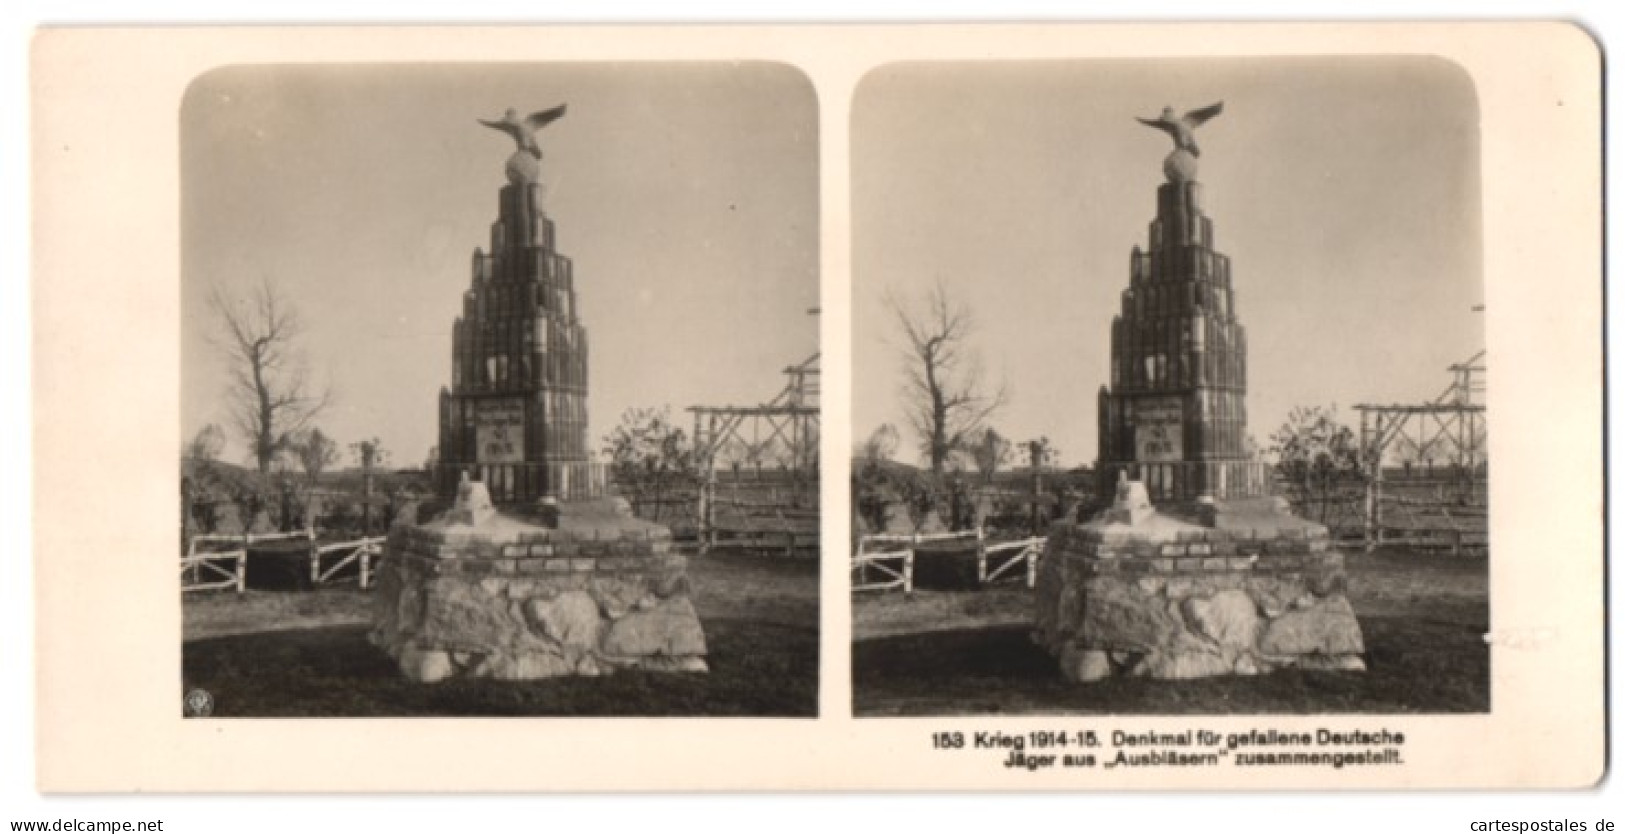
[[206, 277, 330, 481], [885, 279, 1007, 475]]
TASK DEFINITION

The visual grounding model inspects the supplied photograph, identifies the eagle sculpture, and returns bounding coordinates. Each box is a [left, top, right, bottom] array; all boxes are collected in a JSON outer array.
[[1136, 101, 1224, 157], [478, 104, 569, 158]]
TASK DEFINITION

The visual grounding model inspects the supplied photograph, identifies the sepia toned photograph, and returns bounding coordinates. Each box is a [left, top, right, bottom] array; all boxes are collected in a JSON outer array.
[[29, 23, 1601, 794], [177, 62, 820, 717], [851, 58, 1489, 716]]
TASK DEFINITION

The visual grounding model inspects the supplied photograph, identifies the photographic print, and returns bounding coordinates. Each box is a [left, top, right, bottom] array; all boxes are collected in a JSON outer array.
[[851, 58, 1489, 717], [178, 62, 820, 717], [31, 24, 1600, 791]]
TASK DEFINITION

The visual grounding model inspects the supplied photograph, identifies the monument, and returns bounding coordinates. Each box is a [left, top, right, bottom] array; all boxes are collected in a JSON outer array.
[[1032, 102, 1366, 682], [434, 103, 598, 505], [370, 106, 708, 682]]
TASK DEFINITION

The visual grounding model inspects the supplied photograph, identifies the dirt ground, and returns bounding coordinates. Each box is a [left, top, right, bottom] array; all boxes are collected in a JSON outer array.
[[181, 548, 819, 717], [184, 547, 818, 641], [852, 545, 1489, 716]]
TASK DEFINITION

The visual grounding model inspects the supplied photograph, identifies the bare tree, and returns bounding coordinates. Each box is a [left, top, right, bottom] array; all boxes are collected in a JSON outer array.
[[1268, 405, 1363, 524], [972, 426, 1012, 485], [857, 423, 900, 467], [351, 437, 390, 473], [289, 427, 340, 491], [886, 282, 1007, 476], [350, 437, 390, 535], [602, 407, 694, 520], [184, 423, 225, 463], [207, 278, 329, 480]]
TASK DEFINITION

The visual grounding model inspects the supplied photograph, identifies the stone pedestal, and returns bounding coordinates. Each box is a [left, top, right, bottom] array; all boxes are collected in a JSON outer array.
[[1034, 485, 1364, 682], [371, 493, 707, 682]]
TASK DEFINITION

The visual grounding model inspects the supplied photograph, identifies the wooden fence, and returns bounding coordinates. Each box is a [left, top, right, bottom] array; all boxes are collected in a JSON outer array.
[[979, 535, 1047, 586], [704, 493, 819, 555], [852, 528, 1047, 594], [1361, 492, 1487, 555], [1289, 478, 1488, 555], [619, 474, 819, 556], [851, 532, 931, 593], [312, 536, 389, 588], [181, 529, 389, 594], [181, 533, 252, 594]]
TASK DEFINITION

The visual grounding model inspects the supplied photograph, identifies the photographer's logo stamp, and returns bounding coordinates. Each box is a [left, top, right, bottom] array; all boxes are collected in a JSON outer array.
[[183, 688, 214, 718]]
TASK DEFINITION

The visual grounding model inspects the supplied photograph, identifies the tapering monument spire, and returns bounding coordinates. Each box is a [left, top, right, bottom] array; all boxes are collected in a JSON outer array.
[[1096, 100, 1269, 505], [435, 104, 602, 505]]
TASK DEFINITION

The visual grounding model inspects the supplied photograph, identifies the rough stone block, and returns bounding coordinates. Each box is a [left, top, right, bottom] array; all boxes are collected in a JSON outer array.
[[1290, 653, 1367, 672], [601, 597, 707, 657], [523, 590, 602, 650], [1059, 646, 1113, 683], [1180, 589, 1261, 649], [1080, 581, 1183, 651], [372, 510, 705, 681], [1136, 649, 1234, 679], [1258, 596, 1365, 656], [397, 648, 455, 683], [1033, 508, 1365, 685]]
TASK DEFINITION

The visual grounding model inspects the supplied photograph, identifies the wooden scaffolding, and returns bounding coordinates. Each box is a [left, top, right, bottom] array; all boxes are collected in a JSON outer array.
[[688, 351, 821, 553], [1354, 350, 1487, 553]]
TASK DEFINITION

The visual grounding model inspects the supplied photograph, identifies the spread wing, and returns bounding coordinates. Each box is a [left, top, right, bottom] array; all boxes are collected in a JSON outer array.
[[1183, 101, 1224, 127], [1136, 115, 1176, 134], [523, 104, 568, 132], [477, 118, 518, 137]]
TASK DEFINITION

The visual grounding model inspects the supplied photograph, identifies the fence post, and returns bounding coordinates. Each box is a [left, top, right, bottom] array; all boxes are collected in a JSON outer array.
[[360, 544, 372, 589], [701, 472, 716, 554], [905, 533, 919, 594], [1369, 415, 1387, 551], [975, 526, 987, 584], [1026, 542, 1039, 589], [235, 550, 246, 594], [1361, 410, 1375, 553]]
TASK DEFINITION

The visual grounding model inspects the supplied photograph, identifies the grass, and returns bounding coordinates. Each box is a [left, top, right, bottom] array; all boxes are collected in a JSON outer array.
[[185, 618, 815, 717], [853, 545, 1489, 716], [182, 548, 818, 717]]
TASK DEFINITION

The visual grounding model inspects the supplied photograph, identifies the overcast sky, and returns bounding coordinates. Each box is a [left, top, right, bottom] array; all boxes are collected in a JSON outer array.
[[853, 56, 1483, 467], [182, 62, 818, 469]]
